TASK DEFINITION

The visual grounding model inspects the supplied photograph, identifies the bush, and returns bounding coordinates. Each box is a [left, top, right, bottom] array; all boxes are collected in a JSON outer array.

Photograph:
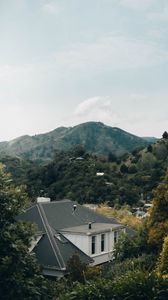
[[53, 271, 168, 300]]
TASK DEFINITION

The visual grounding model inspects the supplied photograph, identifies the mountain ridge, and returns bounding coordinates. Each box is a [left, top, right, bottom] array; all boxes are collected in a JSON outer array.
[[0, 121, 152, 162]]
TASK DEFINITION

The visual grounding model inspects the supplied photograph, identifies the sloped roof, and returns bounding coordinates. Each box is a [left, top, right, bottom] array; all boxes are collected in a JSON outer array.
[[40, 199, 118, 230], [18, 199, 128, 275], [33, 233, 92, 271], [19, 200, 96, 275]]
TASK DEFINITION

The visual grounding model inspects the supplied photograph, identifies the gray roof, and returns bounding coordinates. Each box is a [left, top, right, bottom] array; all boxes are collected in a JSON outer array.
[[18, 199, 127, 275], [61, 223, 124, 235], [40, 199, 118, 229], [33, 233, 92, 271]]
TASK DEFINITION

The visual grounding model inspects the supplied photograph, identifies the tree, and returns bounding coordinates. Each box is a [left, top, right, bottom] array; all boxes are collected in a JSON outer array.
[[147, 144, 153, 153], [53, 270, 168, 300], [66, 254, 87, 283], [156, 235, 168, 276], [162, 131, 168, 139], [120, 164, 128, 173], [72, 145, 86, 157], [108, 152, 117, 163], [0, 164, 47, 300], [148, 169, 168, 250]]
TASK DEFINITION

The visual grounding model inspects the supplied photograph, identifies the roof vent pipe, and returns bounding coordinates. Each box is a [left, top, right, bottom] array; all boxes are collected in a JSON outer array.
[[73, 204, 77, 212], [88, 222, 92, 230]]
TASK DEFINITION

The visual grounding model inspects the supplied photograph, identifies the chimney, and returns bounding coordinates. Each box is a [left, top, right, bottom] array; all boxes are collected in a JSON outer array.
[[73, 204, 77, 212], [37, 197, 51, 203], [88, 222, 92, 230]]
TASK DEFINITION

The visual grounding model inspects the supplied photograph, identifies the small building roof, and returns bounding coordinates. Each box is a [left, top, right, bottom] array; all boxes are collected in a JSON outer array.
[[61, 223, 124, 235]]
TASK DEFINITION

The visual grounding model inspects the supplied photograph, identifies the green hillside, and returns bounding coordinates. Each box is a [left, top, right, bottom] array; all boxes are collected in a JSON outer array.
[[0, 122, 149, 163], [1, 134, 167, 207]]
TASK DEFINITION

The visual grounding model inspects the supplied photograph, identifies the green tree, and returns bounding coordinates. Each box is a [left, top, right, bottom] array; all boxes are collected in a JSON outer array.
[[108, 152, 117, 163], [148, 169, 168, 250], [147, 144, 153, 153], [156, 235, 168, 276], [53, 270, 168, 300], [120, 164, 128, 173], [0, 164, 46, 300], [162, 131, 168, 139], [66, 254, 87, 283]]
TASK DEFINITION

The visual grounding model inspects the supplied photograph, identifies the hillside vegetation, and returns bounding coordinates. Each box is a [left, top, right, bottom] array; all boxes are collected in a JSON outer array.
[[0, 134, 168, 207], [0, 122, 149, 163]]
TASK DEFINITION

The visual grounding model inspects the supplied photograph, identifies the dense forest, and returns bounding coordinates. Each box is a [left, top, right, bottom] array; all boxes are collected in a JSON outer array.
[[1, 134, 168, 207]]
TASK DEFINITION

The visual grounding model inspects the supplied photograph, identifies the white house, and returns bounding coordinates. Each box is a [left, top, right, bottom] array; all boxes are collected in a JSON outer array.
[[18, 199, 126, 277], [61, 222, 125, 265]]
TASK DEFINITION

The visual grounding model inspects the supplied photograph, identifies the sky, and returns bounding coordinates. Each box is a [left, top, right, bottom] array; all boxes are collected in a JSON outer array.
[[0, 0, 168, 141]]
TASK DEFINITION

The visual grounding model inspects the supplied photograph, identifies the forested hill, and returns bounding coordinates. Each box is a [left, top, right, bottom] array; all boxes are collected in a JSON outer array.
[[0, 122, 149, 163], [1, 134, 168, 207]]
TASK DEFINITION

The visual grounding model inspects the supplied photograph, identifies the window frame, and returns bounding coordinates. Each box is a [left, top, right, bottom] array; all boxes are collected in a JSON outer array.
[[91, 235, 96, 254], [114, 231, 118, 244], [101, 233, 105, 252]]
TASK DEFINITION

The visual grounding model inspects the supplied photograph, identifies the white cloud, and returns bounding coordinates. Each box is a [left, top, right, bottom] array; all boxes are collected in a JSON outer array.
[[41, 2, 60, 14], [74, 97, 108, 115], [120, 0, 156, 11], [73, 97, 121, 126], [64, 94, 168, 138]]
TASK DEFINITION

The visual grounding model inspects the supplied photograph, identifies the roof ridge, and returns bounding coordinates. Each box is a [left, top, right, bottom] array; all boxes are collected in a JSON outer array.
[[41, 199, 72, 205], [37, 203, 66, 270]]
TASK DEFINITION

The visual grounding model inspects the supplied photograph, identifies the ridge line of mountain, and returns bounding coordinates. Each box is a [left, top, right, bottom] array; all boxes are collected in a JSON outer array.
[[0, 121, 156, 162]]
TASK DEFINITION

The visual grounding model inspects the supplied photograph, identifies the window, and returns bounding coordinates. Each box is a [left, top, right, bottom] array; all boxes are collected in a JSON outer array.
[[101, 234, 105, 252], [114, 231, 118, 244], [91, 236, 96, 254]]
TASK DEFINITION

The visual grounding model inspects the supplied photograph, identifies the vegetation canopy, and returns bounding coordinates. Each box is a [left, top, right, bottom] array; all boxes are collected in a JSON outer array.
[[0, 164, 46, 300]]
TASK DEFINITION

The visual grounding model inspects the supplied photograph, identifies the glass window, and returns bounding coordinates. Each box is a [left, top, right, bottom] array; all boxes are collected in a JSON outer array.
[[114, 231, 118, 244], [91, 235, 96, 254], [101, 234, 105, 252]]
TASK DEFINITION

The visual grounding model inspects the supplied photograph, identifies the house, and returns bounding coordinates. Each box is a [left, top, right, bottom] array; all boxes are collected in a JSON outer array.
[[96, 172, 104, 176], [18, 199, 125, 277]]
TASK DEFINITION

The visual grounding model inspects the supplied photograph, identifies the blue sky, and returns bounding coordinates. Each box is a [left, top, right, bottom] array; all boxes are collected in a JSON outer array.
[[0, 0, 168, 141]]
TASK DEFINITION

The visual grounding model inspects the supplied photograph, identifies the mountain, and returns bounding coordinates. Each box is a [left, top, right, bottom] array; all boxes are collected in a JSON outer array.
[[142, 137, 158, 143], [0, 122, 150, 163], [1, 134, 168, 206]]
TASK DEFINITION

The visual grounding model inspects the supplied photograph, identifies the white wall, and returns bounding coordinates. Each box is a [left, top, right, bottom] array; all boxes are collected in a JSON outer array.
[[62, 229, 123, 265], [90, 232, 114, 265], [63, 233, 89, 254]]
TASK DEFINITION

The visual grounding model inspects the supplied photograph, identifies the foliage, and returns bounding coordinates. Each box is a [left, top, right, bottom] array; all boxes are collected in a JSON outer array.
[[115, 221, 150, 261], [156, 235, 168, 276], [96, 204, 141, 230], [85, 266, 102, 281], [148, 169, 168, 249], [0, 122, 149, 163], [162, 131, 168, 139], [0, 164, 47, 300], [25, 150, 141, 205], [110, 270, 168, 300], [66, 254, 87, 283], [1, 135, 168, 208], [102, 254, 156, 279], [120, 163, 128, 173], [52, 270, 168, 300]]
